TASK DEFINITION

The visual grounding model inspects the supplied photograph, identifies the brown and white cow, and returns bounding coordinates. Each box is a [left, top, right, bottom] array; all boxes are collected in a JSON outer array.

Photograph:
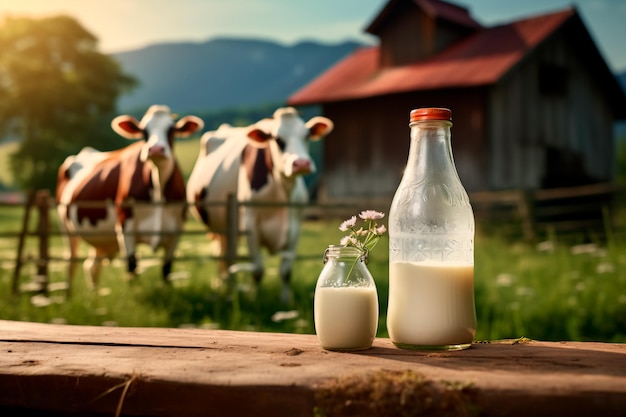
[[186, 107, 333, 303], [56, 105, 203, 290]]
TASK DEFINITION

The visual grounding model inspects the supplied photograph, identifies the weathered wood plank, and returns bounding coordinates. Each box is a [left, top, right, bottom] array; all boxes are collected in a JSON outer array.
[[0, 320, 624, 417]]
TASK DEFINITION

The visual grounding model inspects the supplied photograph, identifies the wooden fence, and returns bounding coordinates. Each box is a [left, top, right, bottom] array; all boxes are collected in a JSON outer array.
[[7, 191, 367, 296], [4, 183, 619, 296], [470, 182, 618, 240], [10, 191, 244, 296]]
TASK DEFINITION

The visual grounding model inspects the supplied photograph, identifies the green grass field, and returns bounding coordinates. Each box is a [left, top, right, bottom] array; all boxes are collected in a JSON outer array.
[[1, 200, 625, 343]]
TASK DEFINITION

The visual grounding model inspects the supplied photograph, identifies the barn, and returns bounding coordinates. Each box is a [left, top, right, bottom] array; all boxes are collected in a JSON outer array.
[[288, 0, 626, 204]]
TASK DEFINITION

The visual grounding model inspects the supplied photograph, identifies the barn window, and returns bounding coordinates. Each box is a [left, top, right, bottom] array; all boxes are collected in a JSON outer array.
[[538, 63, 569, 96]]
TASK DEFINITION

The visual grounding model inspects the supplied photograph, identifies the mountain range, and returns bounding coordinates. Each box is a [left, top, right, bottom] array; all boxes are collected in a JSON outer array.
[[112, 37, 626, 140], [112, 37, 364, 114]]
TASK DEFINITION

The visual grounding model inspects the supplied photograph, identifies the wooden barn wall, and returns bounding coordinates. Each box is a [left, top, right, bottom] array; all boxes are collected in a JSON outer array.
[[488, 28, 615, 190], [377, 3, 432, 67], [377, 4, 474, 68], [317, 88, 489, 203], [434, 20, 477, 56]]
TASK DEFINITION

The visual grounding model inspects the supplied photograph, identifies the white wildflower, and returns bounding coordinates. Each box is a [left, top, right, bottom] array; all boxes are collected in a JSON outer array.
[[337, 209, 387, 255], [359, 210, 385, 220], [339, 216, 357, 232], [495, 273, 514, 287], [596, 263, 614, 274]]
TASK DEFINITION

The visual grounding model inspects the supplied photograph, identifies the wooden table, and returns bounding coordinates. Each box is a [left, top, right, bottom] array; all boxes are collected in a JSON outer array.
[[0, 319, 624, 417]]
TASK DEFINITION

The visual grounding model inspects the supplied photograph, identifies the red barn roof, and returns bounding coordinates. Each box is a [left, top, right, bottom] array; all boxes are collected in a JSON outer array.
[[289, 8, 576, 106], [366, 0, 483, 34]]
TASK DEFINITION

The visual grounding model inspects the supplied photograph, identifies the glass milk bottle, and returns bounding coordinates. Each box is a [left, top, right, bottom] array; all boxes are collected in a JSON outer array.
[[314, 245, 379, 351], [387, 107, 476, 351]]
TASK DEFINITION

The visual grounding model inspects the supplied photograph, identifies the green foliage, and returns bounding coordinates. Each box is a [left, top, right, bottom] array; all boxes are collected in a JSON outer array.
[[0, 15, 137, 191], [1, 206, 626, 343]]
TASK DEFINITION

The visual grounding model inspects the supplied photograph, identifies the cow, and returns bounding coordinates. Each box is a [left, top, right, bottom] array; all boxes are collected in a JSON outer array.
[[56, 105, 204, 291], [186, 107, 334, 303]]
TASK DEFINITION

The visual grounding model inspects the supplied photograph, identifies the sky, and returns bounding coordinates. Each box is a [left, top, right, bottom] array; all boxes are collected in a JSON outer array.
[[1, 0, 625, 72]]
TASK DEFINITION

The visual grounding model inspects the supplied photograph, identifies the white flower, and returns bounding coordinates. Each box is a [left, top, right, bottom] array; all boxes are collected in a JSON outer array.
[[337, 209, 386, 255], [359, 210, 385, 220], [339, 216, 357, 232]]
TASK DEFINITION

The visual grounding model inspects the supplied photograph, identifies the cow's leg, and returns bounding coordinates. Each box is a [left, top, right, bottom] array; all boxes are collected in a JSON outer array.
[[83, 246, 107, 289], [246, 230, 265, 285], [160, 233, 181, 284], [279, 251, 295, 305], [278, 206, 305, 305], [127, 253, 138, 275], [217, 234, 229, 280], [117, 225, 138, 281], [241, 209, 265, 284], [251, 259, 264, 285], [162, 259, 172, 281]]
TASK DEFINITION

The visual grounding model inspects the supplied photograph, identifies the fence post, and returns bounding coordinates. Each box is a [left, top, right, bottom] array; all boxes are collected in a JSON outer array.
[[12, 191, 36, 295], [518, 189, 536, 241], [36, 189, 51, 294], [225, 194, 239, 272]]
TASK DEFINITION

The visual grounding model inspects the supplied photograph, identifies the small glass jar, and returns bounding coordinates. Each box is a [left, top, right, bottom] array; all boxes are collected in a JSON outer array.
[[314, 245, 379, 351]]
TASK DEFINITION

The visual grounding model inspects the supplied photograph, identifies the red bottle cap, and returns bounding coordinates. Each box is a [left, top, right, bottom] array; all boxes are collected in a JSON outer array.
[[410, 108, 452, 122]]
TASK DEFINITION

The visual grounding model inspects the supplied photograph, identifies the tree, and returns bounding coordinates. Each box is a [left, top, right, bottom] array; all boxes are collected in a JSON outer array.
[[0, 15, 137, 191]]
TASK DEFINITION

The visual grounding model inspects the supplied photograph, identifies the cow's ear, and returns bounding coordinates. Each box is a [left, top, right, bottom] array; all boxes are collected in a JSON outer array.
[[175, 116, 204, 138], [306, 116, 334, 141], [111, 116, 143, 139], [247, 128, 273, 144]]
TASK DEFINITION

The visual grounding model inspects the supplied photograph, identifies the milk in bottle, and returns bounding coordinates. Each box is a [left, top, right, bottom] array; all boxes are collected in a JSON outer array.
[[387, 107, 476, 351]]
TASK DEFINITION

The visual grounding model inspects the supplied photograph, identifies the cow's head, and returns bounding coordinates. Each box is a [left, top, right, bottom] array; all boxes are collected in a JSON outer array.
[[246, 107, 333, 179], [112, 105, 204, 167]]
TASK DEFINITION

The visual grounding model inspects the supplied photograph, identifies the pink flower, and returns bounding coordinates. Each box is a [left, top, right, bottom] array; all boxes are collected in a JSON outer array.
[[359, 210, 385, 220], [339, 216, 357, 232], [337, 209, 386, 255]]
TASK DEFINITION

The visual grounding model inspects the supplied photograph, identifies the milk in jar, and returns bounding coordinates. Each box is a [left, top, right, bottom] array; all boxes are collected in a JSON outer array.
[[314, 286, 379, 350]]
